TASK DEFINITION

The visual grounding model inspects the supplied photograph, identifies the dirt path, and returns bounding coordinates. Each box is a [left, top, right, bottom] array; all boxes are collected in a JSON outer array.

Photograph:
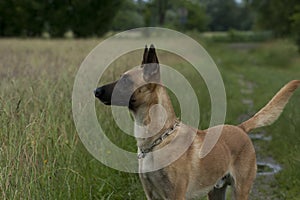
[[237, 75, 281, 200]]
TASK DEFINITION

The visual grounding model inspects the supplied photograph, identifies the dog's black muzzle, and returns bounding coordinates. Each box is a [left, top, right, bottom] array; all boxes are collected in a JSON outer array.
[[94, 87, 104, 98], [94, 80, 134, 107], [94, 81, 117, 105]]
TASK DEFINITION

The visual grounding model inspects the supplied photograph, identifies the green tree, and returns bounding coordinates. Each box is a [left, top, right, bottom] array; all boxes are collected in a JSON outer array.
[[143, 0, 170, 26], [251, 0, 297, 36], [111, 0, 145, 31], [198, 0, 253, 31], [143, 0, 207, 31], [291, 6, 300, 52], [68, 0, 123, 37], [250, 0, 300, 51], [181, 1, 207, 31], [0, 0, 45, 36], [0, 0, 123, 37]]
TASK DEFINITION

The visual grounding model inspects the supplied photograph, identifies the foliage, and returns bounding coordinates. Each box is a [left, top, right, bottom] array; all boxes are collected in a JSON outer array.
[[200, 0, 254, 31], [146, 0, 254, 32], [111, 0, 145, 31], [250, 0, 300, 51], [207, 30, 273, 43], [145, 0, 207, 31], [0, 0, 122, 37], [251, 0, 297, 36], [0, 0, 260, 37], [182, 1, 207, 32], [291, 6, 300, 52], [143, 0, 176, 27]]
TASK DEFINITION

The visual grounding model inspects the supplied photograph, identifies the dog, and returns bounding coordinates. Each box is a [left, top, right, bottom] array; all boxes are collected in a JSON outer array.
[[94, 44, 300, 199]]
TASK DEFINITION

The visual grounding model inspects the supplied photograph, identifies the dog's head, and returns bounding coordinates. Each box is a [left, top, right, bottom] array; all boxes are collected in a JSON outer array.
[[94, 44, 160, 111]]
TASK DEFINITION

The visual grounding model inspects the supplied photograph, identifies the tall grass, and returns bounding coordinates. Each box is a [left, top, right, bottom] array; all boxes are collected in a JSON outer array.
[[0, 38, 299, 199]]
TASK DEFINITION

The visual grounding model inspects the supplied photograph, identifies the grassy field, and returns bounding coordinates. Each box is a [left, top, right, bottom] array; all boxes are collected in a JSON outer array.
[[0, 37, 299, 199]]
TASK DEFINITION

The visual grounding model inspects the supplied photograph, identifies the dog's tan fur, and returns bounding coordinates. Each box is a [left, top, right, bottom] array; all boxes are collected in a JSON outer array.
[[95, 45, 300, 199]]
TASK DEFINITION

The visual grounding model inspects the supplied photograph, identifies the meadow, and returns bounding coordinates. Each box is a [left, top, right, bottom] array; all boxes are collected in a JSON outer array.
[[0, 36, 299, 199]]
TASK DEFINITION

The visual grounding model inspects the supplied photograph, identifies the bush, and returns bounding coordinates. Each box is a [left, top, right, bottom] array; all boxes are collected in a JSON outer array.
[[209, 30, 273, 43], [111, 11, 144, 31]]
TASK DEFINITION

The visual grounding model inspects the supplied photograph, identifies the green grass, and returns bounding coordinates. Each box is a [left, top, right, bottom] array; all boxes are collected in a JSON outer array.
[[0, 38, 299, 199]]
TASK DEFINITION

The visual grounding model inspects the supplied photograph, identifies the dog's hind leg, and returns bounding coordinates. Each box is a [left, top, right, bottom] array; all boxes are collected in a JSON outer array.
[[231, 146, 257, 200], [231, 170, 256, 200]]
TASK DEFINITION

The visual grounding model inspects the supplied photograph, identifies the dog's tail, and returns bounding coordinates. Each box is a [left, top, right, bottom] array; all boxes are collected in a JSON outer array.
[[239, 80, 300, 133]]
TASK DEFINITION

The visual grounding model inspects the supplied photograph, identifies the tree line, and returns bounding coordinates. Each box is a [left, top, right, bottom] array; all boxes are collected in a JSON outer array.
[[0, 0, 299, 47], [0, 0, 123, 37]]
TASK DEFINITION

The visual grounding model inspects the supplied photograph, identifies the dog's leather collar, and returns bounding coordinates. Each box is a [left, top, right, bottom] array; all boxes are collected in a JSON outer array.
[[138, 122, 180, 159]]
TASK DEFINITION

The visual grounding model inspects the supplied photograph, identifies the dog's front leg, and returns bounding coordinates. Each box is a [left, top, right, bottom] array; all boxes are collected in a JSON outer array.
[[172, 178, 188, 200], [139, 173, 156, 200], [139, 172, 187, 200]]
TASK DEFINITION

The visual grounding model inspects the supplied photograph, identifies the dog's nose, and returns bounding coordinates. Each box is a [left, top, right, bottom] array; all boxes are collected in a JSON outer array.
[[94, 87, 104, 98]]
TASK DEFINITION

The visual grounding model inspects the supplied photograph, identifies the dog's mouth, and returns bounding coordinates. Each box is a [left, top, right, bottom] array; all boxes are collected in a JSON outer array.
[[96, 96, 134, 107], [95, 98, 111, 105], [101, 101, 111, 105]]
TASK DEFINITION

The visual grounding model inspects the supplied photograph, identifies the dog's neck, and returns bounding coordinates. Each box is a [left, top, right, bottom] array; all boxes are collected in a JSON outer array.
[[132, 85, 178, 149]]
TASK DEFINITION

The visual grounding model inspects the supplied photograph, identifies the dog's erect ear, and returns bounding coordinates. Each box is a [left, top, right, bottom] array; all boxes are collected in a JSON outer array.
[[143, 44, 160, 82], [142, 45, 148, 64], [146, 44, 159, 64]]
